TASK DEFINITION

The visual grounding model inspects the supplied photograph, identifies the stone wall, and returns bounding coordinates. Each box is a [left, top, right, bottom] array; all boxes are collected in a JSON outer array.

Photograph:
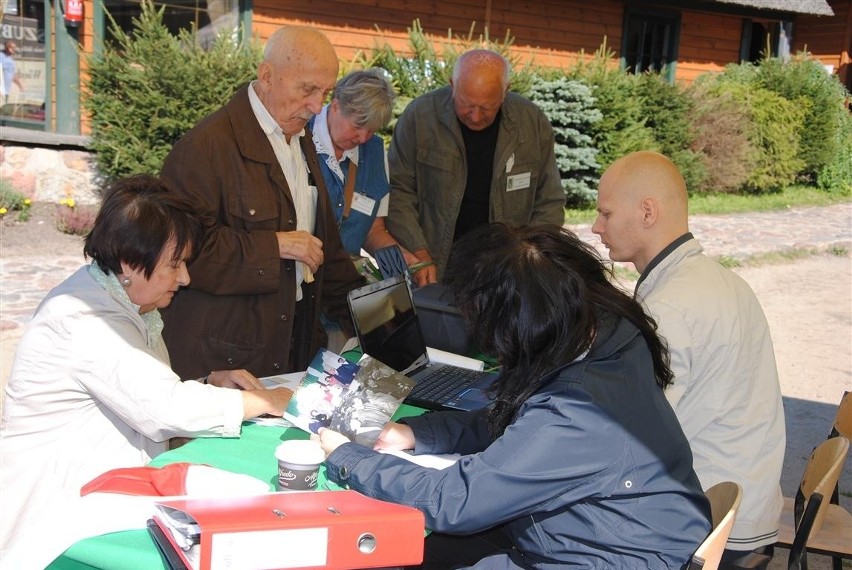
[[0, 144, 100, 205]]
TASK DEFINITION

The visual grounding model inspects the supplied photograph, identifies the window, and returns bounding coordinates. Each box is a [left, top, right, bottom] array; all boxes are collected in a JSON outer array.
[[739, 19, 792, 63], [103, 0, 240, 48], [0, 0, 47, 126], [621, 8, 680, 81]]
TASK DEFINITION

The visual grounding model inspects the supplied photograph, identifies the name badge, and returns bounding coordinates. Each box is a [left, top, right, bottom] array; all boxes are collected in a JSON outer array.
[[350, 193, 376, 216], [506, 172, 531, 192]]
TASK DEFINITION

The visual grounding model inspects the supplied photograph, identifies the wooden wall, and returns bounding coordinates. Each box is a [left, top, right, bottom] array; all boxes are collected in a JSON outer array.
[[794, 0, 851, 89], [250, 0, 625, 70], [675, 9, 744, 84], [55, 0, 852, 137], [249, 0, 762, 84]]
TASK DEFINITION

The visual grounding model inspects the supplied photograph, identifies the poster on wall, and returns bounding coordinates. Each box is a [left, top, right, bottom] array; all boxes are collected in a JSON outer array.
[[0, 13, 45, 122]]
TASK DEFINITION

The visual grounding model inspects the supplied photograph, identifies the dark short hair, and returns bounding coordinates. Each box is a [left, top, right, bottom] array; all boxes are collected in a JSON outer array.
[[444, 223, 672, 435], [84, 174, 202, 279]]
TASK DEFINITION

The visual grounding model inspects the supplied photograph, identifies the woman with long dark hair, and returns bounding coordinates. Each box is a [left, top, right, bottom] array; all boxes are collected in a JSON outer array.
[[316, 223, 710, 569]]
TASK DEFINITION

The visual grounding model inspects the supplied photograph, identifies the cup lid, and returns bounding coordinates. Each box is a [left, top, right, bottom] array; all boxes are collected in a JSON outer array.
[[275, 439, 325, 465]]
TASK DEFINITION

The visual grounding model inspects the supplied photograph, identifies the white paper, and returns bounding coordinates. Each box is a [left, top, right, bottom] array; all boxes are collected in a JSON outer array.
[[259, 372, 304, 390], [426, 347, 484, 371], [211, 527, 328, 570]]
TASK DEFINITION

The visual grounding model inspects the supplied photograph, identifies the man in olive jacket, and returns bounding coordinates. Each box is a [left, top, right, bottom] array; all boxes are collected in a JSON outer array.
[[387, 49, 565, 286], [160, 27, 364, 380]]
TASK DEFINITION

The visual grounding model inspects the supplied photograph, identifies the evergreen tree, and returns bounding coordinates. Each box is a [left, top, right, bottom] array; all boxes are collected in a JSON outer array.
[[528, 76, 601, 207], [83, 0, 261, 183]]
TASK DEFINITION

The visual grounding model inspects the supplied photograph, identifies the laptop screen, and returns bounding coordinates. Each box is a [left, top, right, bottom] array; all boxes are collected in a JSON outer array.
[[347, 275, 429, 375]]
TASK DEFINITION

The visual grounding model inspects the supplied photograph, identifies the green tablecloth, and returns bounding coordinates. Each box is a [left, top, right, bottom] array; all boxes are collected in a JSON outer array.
[[46, 404, 426, 570]]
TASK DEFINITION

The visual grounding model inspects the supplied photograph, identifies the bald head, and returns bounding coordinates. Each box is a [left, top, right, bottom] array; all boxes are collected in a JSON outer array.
[[452, 50, 510, 88], [256, 26, 339, 137], [263, 26, 338, 74], [450, 49, 509, 131], [592, 151, 689, 272]]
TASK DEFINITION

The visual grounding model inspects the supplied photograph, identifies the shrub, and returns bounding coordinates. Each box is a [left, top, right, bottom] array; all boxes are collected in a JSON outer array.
[[687, 81, 753, 194], [564, 40, 657, 172], [55, 199, 97, 236], [83, 0, 261, 183], [0, 180, 32, 221], [359, 20, 451, 103], [693, 67, 806, 193], [754, 53, 850, 182], [634, 72, 706, 193], [737, 84, 806, 193], [527, 75, 601, 206], [817, 109, 852, 194]]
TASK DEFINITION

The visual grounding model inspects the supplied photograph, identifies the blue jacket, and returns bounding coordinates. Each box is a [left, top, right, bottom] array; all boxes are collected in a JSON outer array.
[[326, 317, 711, 569], [308, 116, 389, 255]]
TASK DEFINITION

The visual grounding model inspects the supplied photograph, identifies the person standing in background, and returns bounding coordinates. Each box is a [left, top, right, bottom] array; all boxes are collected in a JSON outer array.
[[309, 68, 419, 350], [387, 49, 565, 286], [1, 41, 24, 103], [309, 68, 417, 263], [159, 26, 364, 380]]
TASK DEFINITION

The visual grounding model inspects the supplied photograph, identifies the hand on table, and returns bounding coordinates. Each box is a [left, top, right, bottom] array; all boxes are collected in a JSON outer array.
[[241, 387, 293, 420], [373, 422, 415, 451], [207, 369, 264, 390]]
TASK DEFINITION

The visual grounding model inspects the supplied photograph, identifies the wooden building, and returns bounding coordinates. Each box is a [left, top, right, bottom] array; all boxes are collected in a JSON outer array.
[[0, 0, 847, 139]]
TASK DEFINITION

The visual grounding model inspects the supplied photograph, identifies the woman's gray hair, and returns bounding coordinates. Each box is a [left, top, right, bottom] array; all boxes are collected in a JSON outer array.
[[333, 68, 396, 131]]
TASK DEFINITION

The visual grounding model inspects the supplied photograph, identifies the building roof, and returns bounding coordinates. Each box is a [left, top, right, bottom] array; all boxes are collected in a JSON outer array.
[[708, 0, 834, 16]]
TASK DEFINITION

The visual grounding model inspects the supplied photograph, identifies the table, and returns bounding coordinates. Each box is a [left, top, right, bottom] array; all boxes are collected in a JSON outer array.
[[46, 404, 426, 570]]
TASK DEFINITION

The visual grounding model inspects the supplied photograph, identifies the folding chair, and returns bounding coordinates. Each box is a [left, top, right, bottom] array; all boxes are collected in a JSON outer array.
[[688, 481, 743, 570], [776, 436, 851, 570]]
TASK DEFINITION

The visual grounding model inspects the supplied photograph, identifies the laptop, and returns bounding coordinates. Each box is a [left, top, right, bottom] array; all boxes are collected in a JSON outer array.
[[347, 275, 498, 411]]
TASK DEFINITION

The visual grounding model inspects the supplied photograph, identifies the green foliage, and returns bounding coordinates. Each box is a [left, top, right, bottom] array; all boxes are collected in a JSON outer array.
[[78, 7, 848, 202], [743, 86, 806, 192], [753, 54, 850, 182], [358, 20, 450, 102], [0, 180, 31, 221], [692, 66, 806, 193], [0, 180, 27, 211], [82, 0, 261, 183], [564, 39, 657, 171], [565, 185, 851, 224], [686, 79, 753, 193], [527, 75, 601, 206], [817, 109, 852, 194], [634, 72, 706, 193]]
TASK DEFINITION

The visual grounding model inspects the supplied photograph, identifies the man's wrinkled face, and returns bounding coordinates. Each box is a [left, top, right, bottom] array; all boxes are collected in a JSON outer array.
[[261, 62, 335, 136], [451, 79, 504, 131]]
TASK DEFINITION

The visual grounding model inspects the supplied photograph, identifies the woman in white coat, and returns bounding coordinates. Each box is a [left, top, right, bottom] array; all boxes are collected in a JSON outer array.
[[0, 175, 292, 567]]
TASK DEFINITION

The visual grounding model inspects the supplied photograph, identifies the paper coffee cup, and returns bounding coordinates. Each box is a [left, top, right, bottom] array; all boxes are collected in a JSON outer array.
[[275, 440, 325, 491]]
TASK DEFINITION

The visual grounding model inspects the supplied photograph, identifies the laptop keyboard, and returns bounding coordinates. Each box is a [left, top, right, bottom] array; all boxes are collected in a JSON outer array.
[[409, 365, 485, 404]]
